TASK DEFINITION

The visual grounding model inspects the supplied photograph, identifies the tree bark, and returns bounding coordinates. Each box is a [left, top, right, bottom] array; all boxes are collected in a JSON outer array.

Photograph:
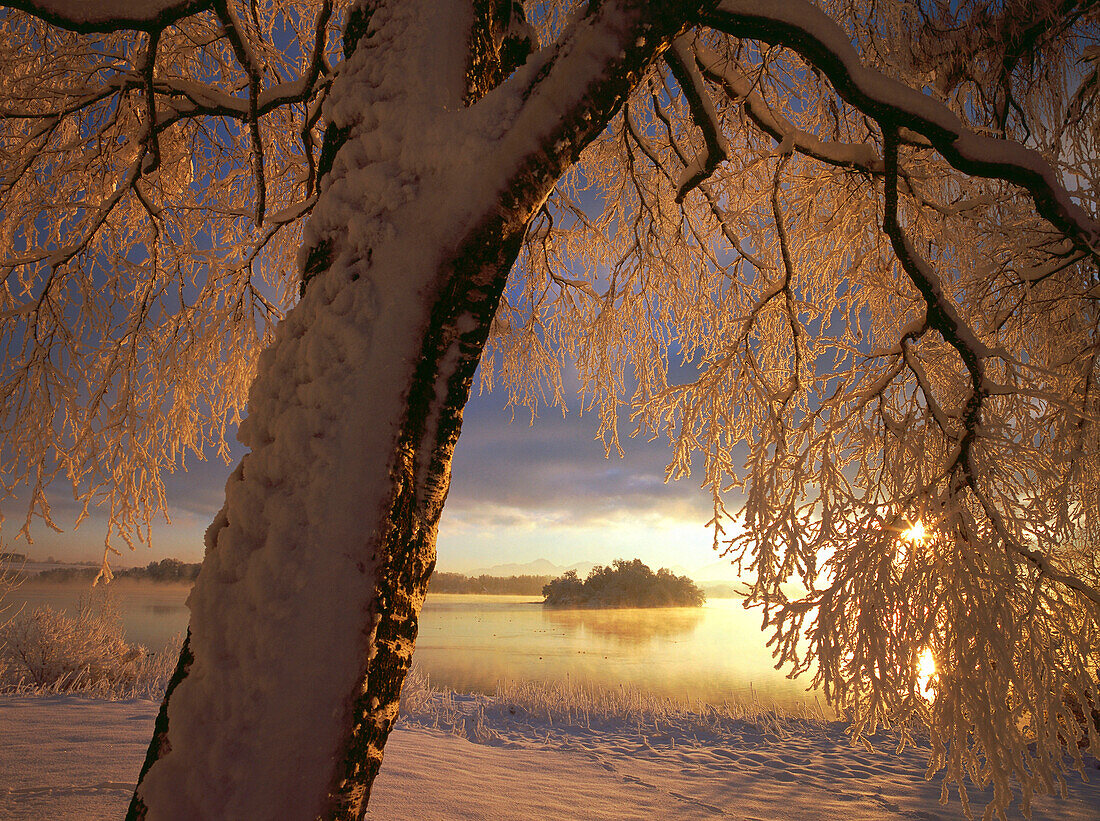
[[129, 1, 712, 818]]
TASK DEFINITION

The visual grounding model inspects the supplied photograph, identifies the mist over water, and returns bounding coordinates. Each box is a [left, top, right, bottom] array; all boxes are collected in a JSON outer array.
[[416, 595, 815, 707], [7, 584, 817, 708]]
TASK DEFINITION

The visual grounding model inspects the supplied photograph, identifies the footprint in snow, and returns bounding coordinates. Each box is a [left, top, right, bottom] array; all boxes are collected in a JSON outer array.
[[768, 770, 799, 782], [739, 752, 773, 764], [776, 753, 812, 765], [825, 767, 871, 780], [667, 791, 726, 814]]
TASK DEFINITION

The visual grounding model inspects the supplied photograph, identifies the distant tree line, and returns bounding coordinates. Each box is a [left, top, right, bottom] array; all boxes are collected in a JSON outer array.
[[33, 558, 201, 584], [427, 572, 549, 596], [29, 562, 557, 594], [542, 559, 705, 608]]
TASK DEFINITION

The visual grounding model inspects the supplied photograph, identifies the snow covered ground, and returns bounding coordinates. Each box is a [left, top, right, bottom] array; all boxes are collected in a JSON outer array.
[[1, 693, 1098, 820]]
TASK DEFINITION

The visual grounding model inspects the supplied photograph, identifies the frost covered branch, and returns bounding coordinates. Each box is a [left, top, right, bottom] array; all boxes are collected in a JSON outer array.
[[0, 0, 343, 560], [704, 0, 1100, 259], [883, 129, 1100, 609], [489, 3, 1100, 817]]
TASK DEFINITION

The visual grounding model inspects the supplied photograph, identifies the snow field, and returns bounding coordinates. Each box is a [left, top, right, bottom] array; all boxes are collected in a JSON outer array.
[[3, 673, 1098, 820]]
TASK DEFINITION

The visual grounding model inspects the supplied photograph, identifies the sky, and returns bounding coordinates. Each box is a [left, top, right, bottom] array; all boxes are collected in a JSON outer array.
[[17, 367, 739, 579]]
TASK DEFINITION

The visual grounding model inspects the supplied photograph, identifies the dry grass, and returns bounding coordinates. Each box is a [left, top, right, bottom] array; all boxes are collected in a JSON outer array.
[[398, 663, 832, 745]]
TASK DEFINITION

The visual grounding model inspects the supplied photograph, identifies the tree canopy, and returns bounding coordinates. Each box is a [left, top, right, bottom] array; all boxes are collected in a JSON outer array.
[[1, 0, 1099, 817]]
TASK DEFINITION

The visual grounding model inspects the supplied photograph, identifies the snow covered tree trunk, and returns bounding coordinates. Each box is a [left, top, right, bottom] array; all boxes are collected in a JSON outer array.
[[128, 1, 710, 817]]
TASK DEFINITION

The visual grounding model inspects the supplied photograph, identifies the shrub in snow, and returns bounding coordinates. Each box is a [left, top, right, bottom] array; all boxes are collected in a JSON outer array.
[[0, 589, 173, 696]]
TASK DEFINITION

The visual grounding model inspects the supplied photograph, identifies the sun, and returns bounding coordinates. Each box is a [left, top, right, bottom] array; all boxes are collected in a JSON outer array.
[[917, 647, 937, 699], [900, 520, 927, 544]]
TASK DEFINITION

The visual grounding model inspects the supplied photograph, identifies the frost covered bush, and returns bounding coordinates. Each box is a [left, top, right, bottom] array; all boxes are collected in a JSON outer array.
[[0, 589, 175, 697], [0, 590, 136, 688]]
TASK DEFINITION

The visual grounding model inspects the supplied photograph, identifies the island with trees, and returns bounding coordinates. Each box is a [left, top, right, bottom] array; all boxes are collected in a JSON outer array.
[[542, 559, 705, 608]]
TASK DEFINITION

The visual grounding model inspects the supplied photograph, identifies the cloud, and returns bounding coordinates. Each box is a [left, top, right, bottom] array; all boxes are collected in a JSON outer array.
[[442, 502, 566, 531], [445, 389, 715, 531]]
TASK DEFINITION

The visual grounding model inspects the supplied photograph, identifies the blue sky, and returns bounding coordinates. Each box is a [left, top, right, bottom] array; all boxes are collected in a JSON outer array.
[[21, 368, 734, 577]]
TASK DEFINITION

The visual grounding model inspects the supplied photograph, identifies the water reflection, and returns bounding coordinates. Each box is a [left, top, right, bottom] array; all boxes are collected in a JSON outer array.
[[414, 595, 816, 707], [4, 587, 818, 708], [143, 604, 183, 615], [542, 606, 703, 646]]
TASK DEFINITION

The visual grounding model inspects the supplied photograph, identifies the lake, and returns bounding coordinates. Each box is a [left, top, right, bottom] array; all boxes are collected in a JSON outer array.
[[5, 583, 819, 708]]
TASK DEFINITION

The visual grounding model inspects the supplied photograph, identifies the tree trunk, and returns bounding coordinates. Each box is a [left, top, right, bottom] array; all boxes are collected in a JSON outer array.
[[129, 1, 710, 817]]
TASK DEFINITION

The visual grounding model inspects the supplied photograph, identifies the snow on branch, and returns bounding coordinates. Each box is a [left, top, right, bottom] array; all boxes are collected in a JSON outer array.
[[5, 0, 211, 32], [693, 44, 882, 174], [704, 0, 1100, 259], [665, 35, 729, 202]]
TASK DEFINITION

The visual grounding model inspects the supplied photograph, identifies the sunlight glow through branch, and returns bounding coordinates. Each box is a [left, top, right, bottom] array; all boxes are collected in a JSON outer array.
[[900, 520, 927, 545], [917, 648, 936, 700]]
